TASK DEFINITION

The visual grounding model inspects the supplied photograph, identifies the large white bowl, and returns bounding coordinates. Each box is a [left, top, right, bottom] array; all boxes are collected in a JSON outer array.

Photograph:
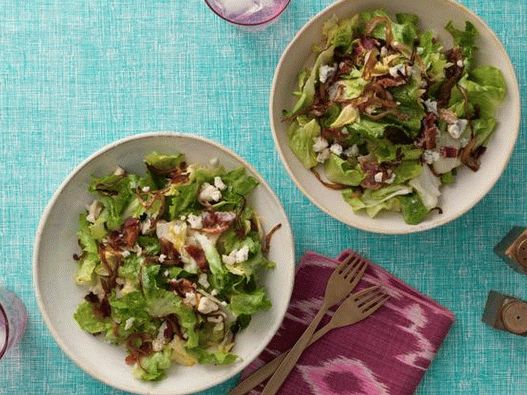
[[33, 132, 295, 394], [270, 0, 521, 234]]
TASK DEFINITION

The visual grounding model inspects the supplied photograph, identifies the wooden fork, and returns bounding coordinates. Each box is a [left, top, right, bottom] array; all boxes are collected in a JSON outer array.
[[230, 286, 389, 395], [260, 255, 369, 395]]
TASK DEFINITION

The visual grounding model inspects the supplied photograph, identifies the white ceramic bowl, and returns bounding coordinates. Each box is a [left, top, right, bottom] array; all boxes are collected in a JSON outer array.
[[271, 0, 520, 234], [33, 132, 295, 394]]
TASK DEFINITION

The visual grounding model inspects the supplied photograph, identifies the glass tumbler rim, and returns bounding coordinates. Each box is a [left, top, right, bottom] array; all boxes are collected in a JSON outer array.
[[204, 0, 291, 27], [0, 302, 9, 359]]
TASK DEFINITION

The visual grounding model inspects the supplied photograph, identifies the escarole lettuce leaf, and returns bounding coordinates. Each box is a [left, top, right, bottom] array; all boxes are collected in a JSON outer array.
[[343, 184, 412, 217], [324, 154, 364, 186], [288, 46, 335, 116], [287, 117, 321, 169]]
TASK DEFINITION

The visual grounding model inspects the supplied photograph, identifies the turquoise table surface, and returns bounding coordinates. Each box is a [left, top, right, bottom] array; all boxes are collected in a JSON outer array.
[[0, 0, 525, 394]]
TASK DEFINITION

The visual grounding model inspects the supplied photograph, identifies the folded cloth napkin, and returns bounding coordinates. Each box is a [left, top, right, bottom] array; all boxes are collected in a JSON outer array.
[[241, 250, 455, 395]]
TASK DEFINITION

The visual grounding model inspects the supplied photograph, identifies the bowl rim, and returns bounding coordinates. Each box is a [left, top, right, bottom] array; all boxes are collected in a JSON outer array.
[[32, 131, 296, 394], [269, 0, 521, 235]]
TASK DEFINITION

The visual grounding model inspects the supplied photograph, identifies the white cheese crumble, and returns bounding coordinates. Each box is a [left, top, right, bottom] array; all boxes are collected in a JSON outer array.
[[389, 63, 409, 78], [447, 119, 468, 139], [187, 213, 203, 229], [199, 182, 222, 202], [423, 99, 438, 115], [86, 200, 102, 223], [423, 150, 440, 164], [344, 144, 359, 157], [198, 273, 210, 289], [416, 46, 424, 55], [183, 291, 198, 306], [140, 218, 152, 235], [214, 176, 226, 191], [197, 296, 219, 314], [141, 186, 150, 193], [159, 253, 167, 263], [374, 172, 384, 183], [329, 143, 343, 156], [124, 317, 135, 331], [222, 245, 250, 266], [121, 250, 131, 258], [211, 289, 219, 296], [316, 148, 330, 163], [152, 322, 168, 352], [113, 166, 125, 176], [341, 128, 349, 135], [456, 59, 464, 67], [319, 64, 336, 83], [312, 136, 329, 153]]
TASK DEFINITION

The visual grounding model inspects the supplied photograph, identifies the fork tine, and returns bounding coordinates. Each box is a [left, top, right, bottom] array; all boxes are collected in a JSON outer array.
[[353, 285, 381, 301], [363, 295, 390, 315], [341, 258, 361, 278], [357, 289, 384, 305], [361, 293, 389, 313], [347, 259, 368, 289], [338, 255, 359, 275]]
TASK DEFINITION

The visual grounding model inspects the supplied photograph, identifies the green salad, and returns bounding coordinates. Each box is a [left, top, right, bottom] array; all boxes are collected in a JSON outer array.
[[285, 10, 505, 224], [73, 152, 280, 381]]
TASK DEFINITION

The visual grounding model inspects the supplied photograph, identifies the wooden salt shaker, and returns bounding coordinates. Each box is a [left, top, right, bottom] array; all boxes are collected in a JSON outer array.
[[494, 227, 527, 274], [482, 290, 527, 336]]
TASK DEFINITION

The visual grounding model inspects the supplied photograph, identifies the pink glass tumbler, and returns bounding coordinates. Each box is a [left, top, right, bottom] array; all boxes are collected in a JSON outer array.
[[205, 0, 291, 30], [0, 287, 27, 359]]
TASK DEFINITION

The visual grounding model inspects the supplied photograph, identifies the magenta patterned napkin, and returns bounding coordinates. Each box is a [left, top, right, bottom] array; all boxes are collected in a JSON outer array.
[[241, 250, 455, 395]]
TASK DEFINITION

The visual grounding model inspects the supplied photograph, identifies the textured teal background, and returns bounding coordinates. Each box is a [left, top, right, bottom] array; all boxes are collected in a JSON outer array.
[[0, 0, 525, 394]]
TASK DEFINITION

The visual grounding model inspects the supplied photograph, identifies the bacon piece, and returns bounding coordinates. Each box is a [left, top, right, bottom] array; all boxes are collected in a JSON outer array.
[[358, 156, 384, 190], [321, 127, 350, 144], [440, 146, 459, 158], [437, 47, 464, 107], [201, 211, 236, 234], [122, 218, 140, 248], [185, 245, 208, 272], [417, 112, 438, 150], [159, 239, 182, 265], [375, 77, 406, 88], [168, 278, 196, 297]]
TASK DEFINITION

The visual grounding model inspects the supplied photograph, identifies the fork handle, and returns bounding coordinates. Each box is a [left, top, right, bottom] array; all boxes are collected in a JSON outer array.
[[229, 322, 334, 395], [260, 305, 328, 395]]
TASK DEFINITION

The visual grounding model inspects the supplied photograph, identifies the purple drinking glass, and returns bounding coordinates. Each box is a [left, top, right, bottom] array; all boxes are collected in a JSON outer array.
[[205, 0, 291, 30], [0, 287, 27, 359]]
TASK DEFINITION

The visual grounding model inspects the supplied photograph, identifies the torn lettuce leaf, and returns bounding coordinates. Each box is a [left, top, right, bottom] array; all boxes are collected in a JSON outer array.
[[230, 287, 272, 317], [399, 193, 429, 224], [287, 118, 321, 169], [324, 154, 364, 186], [409, 165, 441, 210], [343, 185, 412, 217]]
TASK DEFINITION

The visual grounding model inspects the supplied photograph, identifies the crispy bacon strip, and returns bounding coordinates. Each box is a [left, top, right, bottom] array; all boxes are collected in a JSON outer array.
[[417, 112, 438, 150], [168, 278, 196, 297], [437, 48, 464, 107], [185, 245, 208, 272]]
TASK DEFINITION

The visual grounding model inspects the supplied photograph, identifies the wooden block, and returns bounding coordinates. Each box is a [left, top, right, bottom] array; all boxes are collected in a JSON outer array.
[[482, 290, 527, 336], [494, 227, 527, 274]]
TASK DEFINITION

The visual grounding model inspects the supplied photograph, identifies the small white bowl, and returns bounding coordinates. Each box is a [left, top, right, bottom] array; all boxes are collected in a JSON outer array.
[[270, 0, 520, 234], [33, 132, 295, 394]]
